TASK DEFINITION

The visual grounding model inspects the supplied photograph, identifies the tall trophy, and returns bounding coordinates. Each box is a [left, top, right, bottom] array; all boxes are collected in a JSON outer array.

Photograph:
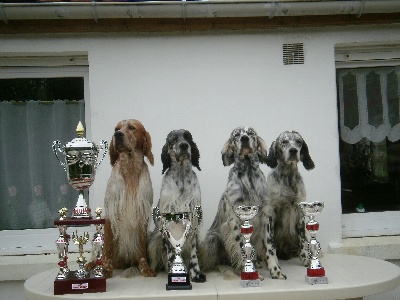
[[53, 121, 108, 218], [298, 201, 328, 285], [234, 205, 261, 288], [152, 206, 202, 290], [54, 208, 106, 295]]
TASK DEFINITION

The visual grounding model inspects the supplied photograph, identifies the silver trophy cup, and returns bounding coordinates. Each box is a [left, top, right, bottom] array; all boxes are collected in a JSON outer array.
[[298, 201, 328, 285], [152, 206, 202, 290], [234, 205, 261, 287], [53, 122, 108, 218]]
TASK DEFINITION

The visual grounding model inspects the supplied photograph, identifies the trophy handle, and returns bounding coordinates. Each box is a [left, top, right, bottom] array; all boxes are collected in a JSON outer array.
[[52, 140, 67, 172], [152, 207, 162, 232], [95, 140, 108, 170]]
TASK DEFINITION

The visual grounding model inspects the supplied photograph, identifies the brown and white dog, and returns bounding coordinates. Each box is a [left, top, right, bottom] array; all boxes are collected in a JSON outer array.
[[102, 119, 156, 277], [266, 131, 315, 266]]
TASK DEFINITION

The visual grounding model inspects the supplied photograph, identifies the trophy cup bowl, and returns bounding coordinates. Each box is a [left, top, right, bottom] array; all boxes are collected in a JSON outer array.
[[153, 207, 202, 290], [298, 201, 324, 218], [298, 201, 328, 285], [53, 122, 108, 218], [234, 205, 261, 288]]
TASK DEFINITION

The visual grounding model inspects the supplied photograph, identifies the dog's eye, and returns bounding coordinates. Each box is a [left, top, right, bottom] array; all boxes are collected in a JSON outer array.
[[282, 140, 289, 146], [296, 139, 302, 146], [169, 137, 177, 145], [128, 125, 136, 130]]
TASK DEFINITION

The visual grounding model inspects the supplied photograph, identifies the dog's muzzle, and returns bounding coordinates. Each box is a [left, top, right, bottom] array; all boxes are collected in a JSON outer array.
[[239, 135, 253, 156], [176, 142, 190, 161], [114, 131, 130, 152], [288, 147, 299, 161]]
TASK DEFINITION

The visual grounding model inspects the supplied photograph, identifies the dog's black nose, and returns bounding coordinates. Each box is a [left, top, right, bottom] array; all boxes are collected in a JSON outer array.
[[114, 131, 123, 138], [289, 148, 298, 155], [179, 142, 189, 150], [240, 135, 249, 143]]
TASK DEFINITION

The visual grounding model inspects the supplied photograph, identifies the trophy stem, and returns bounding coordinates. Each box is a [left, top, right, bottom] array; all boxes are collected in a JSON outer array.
[[73, 190, 91, 219]]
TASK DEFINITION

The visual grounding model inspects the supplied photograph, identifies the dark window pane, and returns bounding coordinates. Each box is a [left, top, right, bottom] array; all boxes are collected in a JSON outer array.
[[366, 71, 383, 129], [388, 70, 399, 127], [0, 77, 84, 101], [342, 72, 359, 130]]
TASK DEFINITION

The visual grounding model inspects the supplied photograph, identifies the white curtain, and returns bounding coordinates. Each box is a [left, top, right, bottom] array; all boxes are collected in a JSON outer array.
[[0, 100, 85, 230], [338, 66, 400, 144]]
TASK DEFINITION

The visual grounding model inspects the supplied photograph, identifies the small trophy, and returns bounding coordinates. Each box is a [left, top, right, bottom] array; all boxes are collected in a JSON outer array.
[[56, 216, 69, 280], [153, 206, 202, 290], [53, 121, 108, 218], [92, 207, 105, 278], [234, 205, 261, 288], [298, 201, 328, 285]]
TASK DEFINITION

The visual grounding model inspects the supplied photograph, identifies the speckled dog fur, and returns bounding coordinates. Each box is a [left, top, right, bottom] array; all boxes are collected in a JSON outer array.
[[266, 131, 315, 266], [148, 129, 206, 283], [199, 126, 286, 280]]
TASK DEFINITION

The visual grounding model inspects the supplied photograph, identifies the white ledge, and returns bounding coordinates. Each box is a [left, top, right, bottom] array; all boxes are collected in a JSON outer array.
[[329, 236, 400, 260], [0, 253, 81, 281]]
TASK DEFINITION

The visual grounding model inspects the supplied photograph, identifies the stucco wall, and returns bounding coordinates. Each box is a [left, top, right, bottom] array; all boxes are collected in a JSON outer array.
[[1, 23, 399, 253]]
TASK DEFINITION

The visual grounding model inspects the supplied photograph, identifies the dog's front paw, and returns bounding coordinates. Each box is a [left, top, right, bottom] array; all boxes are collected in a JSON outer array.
[[269, 267, 287, 280], [138, 258, 157, 277], [192, 273, 206, 283]]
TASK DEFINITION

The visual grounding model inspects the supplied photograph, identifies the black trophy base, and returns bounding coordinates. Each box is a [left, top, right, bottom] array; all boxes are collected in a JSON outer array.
[[54, 270, 106, 295], [166, 273, 192, 290]]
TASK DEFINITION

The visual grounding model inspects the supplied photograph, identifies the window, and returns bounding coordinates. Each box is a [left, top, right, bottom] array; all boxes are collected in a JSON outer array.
[[336, 46, 400, 237], [0, 54, 89, 254]]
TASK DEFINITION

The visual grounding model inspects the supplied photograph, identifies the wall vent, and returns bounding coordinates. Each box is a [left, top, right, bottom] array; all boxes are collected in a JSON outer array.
[[283, 43, 304, 65]]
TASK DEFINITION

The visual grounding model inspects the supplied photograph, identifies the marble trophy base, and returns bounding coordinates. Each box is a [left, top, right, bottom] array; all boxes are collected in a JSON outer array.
[[166, 273, 192, 290], [305, 267, 328, 285], [240, 271, 261, 288], [305, 275, 329, 285], [54, 270, 106, 295]]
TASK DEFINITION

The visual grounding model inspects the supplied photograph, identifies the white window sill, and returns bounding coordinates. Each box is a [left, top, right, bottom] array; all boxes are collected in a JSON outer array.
[[329, 236, 400, 260], [0, 252, 83, 282]]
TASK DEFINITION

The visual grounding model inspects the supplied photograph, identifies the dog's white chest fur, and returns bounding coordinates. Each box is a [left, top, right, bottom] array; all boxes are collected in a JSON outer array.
[[159, 165, 201, 214]]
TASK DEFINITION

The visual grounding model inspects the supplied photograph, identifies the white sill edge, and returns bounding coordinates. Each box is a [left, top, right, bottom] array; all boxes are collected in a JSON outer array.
[[329, 236, 400, 260]]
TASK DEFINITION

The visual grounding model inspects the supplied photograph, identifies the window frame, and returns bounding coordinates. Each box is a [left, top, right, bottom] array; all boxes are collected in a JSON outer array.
[[0, 54, 92, 256], [336, 45, 400, 238]]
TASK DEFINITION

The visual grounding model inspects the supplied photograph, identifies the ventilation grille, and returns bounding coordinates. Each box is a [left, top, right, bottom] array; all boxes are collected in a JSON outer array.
[[283, 43, 304, 65]]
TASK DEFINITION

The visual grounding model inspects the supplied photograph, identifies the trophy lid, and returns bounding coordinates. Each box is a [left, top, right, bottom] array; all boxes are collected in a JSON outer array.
[[65, 122, 95, 150]]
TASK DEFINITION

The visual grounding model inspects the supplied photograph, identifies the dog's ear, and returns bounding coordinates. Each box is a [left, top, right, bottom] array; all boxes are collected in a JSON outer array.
[[300, 140, 315, 170], [221, 139, 234, 166], [143, 130, 154, 166], [161, 143, 171, 174], [257, 136, 268, 164], [189, 136, 201, 171], [109, 137, 119, 166], [266, 141, 278, 168]]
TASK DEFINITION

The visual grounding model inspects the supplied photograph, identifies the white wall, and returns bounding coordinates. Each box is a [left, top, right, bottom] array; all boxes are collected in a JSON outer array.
[[1, 24, 400, 251]]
